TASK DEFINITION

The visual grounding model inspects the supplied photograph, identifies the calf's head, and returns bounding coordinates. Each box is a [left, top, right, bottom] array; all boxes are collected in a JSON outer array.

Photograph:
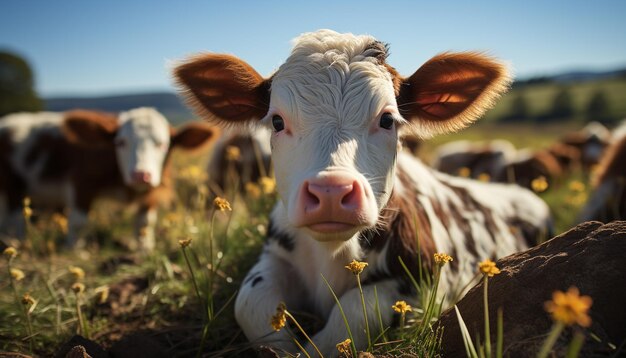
[[63, 107, 216, 189], [175, 30, 510, 241]]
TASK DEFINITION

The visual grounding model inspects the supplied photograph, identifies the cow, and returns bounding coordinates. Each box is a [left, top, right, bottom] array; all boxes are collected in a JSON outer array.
[[0, 108, 217, 250], [433, 140, 569, 190], [173, 30, 552, 356], [560, 121, 611, 170], [579, 121, 626, 222], [495, 148, 564, 189], [432, 139, 516, 179], [206, 125, 272, 196]]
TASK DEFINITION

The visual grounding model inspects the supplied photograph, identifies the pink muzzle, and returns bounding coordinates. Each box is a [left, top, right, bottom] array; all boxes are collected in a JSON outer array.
[[293, 172, 368, 233]]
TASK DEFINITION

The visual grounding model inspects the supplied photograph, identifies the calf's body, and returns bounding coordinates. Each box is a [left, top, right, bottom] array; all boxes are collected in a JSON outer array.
[[174, 30, 551, 356]]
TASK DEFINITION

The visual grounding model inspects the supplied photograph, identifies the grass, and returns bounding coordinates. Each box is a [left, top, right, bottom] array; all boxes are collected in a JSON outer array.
[[0, 122, 597, 357]]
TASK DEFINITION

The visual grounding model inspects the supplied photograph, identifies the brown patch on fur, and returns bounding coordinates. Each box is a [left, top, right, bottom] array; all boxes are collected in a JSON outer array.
[[62, 110, 119, 147], [173, 54, 271, 125], [547, 143, 581, 173], [397, 52, 511, 136], [361, 167, 437, 285], [171, 122, 218, 151]]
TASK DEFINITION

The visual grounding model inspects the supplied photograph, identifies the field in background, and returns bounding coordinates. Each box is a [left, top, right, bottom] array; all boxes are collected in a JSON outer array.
[[0, 121, 596, 356]]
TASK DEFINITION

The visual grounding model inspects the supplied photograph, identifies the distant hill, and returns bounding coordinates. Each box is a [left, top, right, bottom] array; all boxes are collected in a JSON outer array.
[[514, 67, 626, 87], [44, 92, 194, 125]]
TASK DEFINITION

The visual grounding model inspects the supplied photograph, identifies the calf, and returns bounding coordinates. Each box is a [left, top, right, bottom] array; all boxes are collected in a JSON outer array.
[[432, 139, 516, 179], [579, 122, 626, 222], [495, 148, 564, 189], [174, 30, 551, 356], [0, 108, 216, 250], [560, 121, 611, 170], [206, 126, 272, 196]]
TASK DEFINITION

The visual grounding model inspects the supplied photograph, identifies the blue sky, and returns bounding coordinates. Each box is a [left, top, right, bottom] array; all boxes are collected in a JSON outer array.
[[1, 1, 625, 97]]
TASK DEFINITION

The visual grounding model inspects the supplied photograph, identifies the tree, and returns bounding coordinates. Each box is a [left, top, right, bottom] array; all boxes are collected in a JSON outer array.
[[501, 93, 530, 122], [0, 51, 43, 117], [543, 87, 574, 121], [585, 90, 611, 122]]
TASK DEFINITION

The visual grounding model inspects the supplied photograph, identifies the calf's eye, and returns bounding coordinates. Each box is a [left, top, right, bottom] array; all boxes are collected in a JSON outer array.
[[379, 113, 394, 130], [115, 138, 127, 148], [272, 115, 285, 132]]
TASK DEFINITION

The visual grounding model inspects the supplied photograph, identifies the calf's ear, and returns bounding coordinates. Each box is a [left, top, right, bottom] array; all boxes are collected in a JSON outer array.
[[62, 110, 118, 147], [398, 52, 511, 137], [173, 54, 270, 125], [171, 122, 219, 150]]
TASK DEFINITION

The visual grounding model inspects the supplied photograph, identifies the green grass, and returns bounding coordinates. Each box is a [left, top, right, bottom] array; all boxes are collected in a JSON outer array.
[[0, 122, 595, 357]]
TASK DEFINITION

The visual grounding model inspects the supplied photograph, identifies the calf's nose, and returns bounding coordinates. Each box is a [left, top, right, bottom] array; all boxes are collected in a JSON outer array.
[[131, 170, 152, 184], [295, 173, 367, 231]]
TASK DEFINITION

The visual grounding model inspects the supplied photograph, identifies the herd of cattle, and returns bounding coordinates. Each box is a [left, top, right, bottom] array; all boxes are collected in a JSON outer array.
[[1, 30, 625, 356], [1, 111, 622, 248]]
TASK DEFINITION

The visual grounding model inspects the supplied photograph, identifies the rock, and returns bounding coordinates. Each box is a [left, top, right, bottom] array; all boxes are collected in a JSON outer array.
[[65, 346, 91, 358], [436, 221, 626, 357], [54, 335, 108, 358]]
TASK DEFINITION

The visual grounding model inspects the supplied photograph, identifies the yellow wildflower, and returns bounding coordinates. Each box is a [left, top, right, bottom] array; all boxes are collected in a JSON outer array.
[[10, 268, 25, 281], [3, 247, 17, 259], [23, 207, 33, 220], [434, 253, 453, 265], [478, 173, 491, 182], [213, 197, 232, 212], [458, 167, 471, 178], [94, 286, 109, 304], [68, 266, 85, 281], [345, 260, 368, 275], [245, 182, 262, 199], [270, 302, 287, 332], [22, 293, 35, 307], [259, 176, 276, 194], [225, 145, 241, 161], [544, 287, 592, 327], [179, 165, 207, 181], [392, 300, 412, 314], [179, 237, 193, 248], [336, 338, 352, 356], [531, 176, 549, 193], [22, 197, 32, 219], [52, 213, 68, 234], [479, 259, 501, 277], [71, 282, 85, 294], [568, 180, 586, 192]]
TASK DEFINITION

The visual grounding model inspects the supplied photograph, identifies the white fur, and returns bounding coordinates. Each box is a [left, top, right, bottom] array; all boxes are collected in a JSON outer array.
[[115, 107, 171, 188]]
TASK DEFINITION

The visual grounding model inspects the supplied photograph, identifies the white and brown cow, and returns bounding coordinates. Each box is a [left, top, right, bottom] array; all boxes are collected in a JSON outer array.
[[174, 30, 551, 356], [579, 121, 626, 222], [0, 108, 216, 250]]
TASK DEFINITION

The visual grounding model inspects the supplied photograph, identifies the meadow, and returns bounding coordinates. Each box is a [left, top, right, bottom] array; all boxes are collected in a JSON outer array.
[[0, 120, 598, 357]]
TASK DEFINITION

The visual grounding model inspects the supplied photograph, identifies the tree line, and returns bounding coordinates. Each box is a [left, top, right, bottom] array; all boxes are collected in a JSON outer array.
[[500, 86, 616, 124]]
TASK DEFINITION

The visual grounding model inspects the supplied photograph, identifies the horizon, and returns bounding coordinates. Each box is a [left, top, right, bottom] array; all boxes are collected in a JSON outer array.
[[2, 1, 626, 97]]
